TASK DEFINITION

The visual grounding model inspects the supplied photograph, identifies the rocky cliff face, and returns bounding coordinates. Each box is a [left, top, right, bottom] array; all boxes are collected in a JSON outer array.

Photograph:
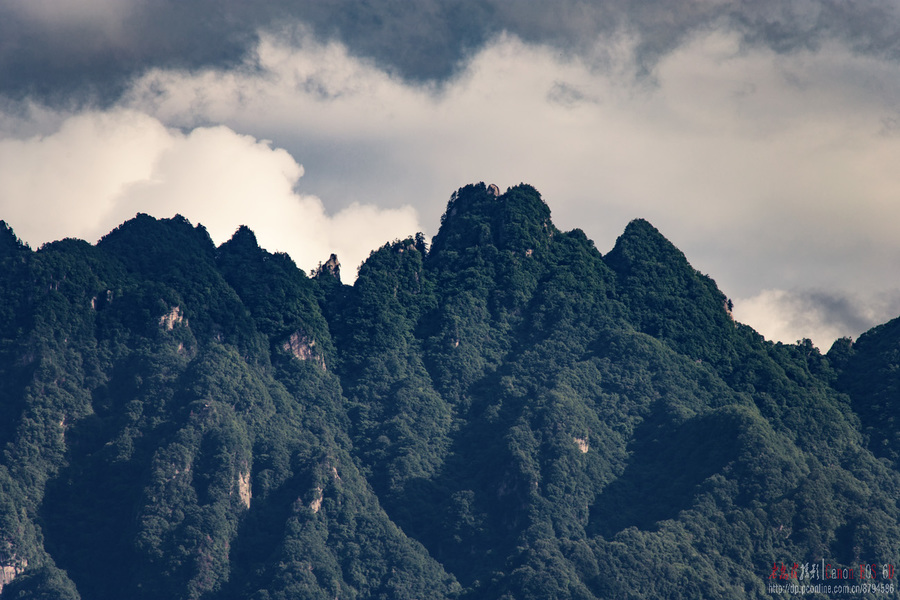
[[0, 561, 26, 594], [282, 330, 326, 370]]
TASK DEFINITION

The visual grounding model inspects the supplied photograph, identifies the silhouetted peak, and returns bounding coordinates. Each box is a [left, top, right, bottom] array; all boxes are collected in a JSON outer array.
[[604, 218, 691, 276], [227, 225, 260, 250], [101, 213, 212, 248], [222, 224, 275, 259], [0, 220, 27, 257], [98, 213, 217, 275], [430, 182, 554, 257], [603, 218, 735, 362], [314, 253, 341, 281]]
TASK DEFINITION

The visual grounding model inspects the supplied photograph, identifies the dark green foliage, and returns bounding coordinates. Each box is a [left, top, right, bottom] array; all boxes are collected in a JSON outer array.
[[0, 213, 454, 600], [217, 226, 334, 365], [832, 319, 900, 462], [605, 218, 736, 365], [2, 186, 900, 600], [0, 564, 81, 600]]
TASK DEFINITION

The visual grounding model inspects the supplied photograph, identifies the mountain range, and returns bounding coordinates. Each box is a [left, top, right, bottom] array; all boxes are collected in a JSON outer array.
[[1, 182, 899, 599]]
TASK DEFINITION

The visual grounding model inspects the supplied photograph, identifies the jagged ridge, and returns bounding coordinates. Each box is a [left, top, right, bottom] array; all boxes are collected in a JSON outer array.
[[0, 183, 898, 600]]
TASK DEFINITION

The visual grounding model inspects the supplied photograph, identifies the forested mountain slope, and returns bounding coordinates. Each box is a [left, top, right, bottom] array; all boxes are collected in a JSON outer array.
[[1, 183, 898, 599]]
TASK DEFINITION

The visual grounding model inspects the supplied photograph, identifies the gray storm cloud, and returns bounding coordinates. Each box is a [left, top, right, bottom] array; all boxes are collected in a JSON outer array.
[[734, 289, 900, 351], [3, 0, 900, 101]]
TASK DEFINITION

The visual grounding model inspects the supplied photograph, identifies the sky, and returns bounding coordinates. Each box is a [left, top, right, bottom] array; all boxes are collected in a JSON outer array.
[[2, 1, 900, 349]]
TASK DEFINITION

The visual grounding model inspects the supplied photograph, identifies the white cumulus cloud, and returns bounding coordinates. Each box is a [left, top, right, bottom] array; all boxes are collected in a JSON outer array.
[[0, 109, 421, 275]]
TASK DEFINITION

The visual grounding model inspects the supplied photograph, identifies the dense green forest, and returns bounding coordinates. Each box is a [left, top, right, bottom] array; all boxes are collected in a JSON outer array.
[[1, 183, 899, 599]]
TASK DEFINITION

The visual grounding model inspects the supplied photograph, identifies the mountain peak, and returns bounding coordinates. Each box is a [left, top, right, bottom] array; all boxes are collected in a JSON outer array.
[[604, 218, 735, 361], [430, 182, 555, 257], [0, 220, 26, 258], [604, 218, 691, 274], [226, 224, 260, 250], [98, 213, 217, 274], [314, 253, 341, 281]]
